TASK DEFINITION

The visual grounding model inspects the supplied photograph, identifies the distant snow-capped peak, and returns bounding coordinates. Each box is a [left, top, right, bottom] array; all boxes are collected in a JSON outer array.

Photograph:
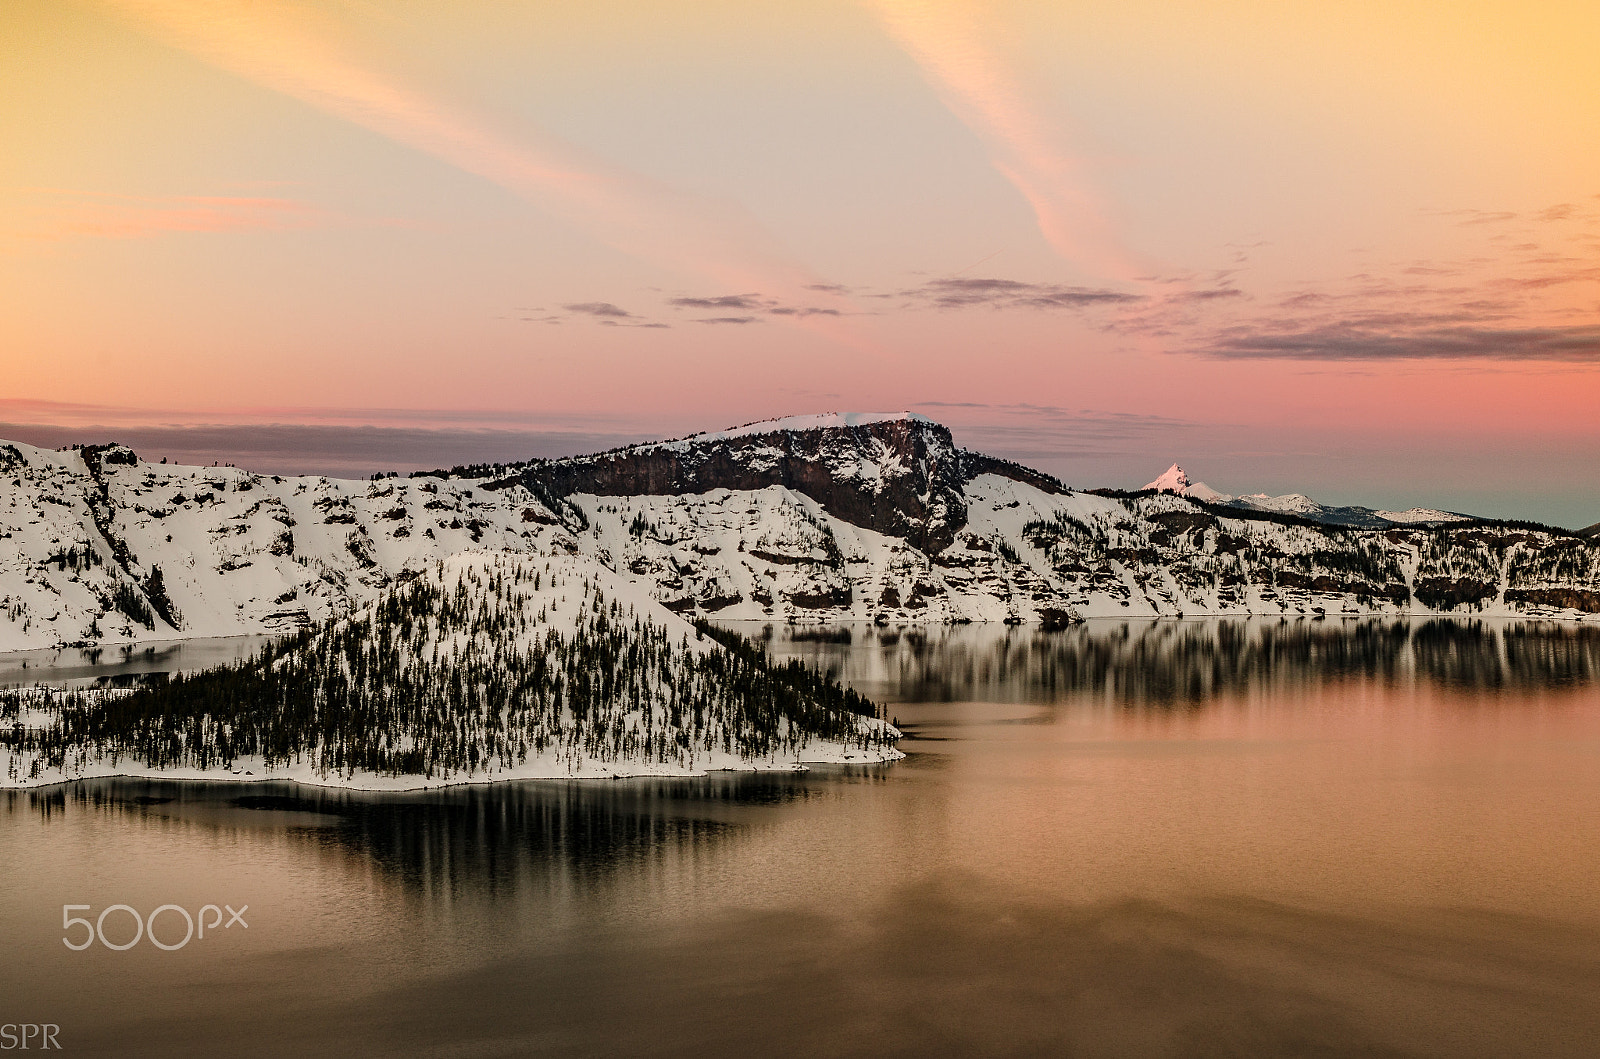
[[1141, 462, 1475, 529], [1144, 463, 1191, 492], [1143, 464, 1230, 503]]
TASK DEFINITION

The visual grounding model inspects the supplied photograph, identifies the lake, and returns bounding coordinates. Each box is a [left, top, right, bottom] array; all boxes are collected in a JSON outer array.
[[3, 617, 1599, 1057]]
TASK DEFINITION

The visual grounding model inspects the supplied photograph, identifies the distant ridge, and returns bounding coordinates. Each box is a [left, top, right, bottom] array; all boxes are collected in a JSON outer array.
[[1141, 461, 1472, 530], [1582, 521, 1600, 539]]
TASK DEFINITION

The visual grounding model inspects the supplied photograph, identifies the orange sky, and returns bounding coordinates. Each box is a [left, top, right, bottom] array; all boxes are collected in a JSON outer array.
[[2, 1, 1597, 521]]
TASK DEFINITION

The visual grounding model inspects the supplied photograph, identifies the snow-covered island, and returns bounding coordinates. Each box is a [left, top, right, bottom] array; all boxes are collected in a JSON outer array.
[[0, 552, 902, 790]]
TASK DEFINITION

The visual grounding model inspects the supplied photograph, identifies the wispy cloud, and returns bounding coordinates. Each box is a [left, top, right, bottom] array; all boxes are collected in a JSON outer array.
[[554, 302, 671, 328], [1537, 204, 1578, 222], [94, 0, 828, 303], [668, 295, 765, 311], [903, 276, 1143, 310], [562, 277, 1142, 322], [1205, 323, 1600, 362], [1172, 287, 1245, 302], [562, 302, 634, 319], [668, 293, 845, 318], [865, 0, 1142, 281], [1117, 205, 1600, 363]]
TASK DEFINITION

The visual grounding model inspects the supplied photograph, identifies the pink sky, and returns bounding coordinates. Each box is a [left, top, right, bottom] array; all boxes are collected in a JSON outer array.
[[2, 1, 1597, 525]]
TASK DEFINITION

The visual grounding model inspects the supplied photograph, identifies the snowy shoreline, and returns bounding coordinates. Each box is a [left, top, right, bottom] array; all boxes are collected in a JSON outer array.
[[1, 730, 904, 792]]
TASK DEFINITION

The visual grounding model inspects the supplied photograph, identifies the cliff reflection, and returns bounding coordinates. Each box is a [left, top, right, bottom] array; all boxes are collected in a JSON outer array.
[[765, 618, 1600, 707]]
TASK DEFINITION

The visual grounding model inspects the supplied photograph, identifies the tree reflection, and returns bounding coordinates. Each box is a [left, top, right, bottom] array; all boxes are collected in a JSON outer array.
[[12, 769, 888, 900], [768, 618, 1600, 707]]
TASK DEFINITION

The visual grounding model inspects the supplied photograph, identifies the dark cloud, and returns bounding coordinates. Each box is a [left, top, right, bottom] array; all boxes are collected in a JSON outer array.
[[908, 277, 1143, 310], [767, 306, 841, 317], [668, 295, 765, 311], [669, 292, 844, 318], [1173, 288, 1244, 301], [1205, 324, 1600, 361], [1537, 204, 1577, 222], [694, 316, 762, 325], [562, 302, 634, 318], [803, 283, 852, 294]]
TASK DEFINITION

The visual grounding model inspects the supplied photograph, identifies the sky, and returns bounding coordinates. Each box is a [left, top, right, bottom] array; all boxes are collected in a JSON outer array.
[[2, 0, 1598, 526]]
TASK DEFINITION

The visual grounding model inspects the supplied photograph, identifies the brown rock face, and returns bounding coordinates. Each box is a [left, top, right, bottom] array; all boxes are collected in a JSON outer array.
[[1503, 588, 1600, 613], [516, 416, 1053, 555]]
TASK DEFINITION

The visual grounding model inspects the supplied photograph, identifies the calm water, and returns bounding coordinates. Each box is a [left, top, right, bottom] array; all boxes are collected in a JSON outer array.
[[3, 618, 1600, 1058]]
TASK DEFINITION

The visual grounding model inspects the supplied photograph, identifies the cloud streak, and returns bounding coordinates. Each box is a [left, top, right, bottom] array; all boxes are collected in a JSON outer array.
[[562, 302, 634, 319], [1205, 323, 1600, 361], [668, 293, 844, 318], [866, 0, 1141, 281], [904, 276, 1143, 310], [95, 0, 825, 301]]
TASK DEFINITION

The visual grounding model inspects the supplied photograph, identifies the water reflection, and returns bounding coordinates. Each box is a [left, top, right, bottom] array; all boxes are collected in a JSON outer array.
[[3, 619, 1600, 1058], [759, 618, 1600, 706], [0, 636, 272, 688], [10, 770, 890, 903]]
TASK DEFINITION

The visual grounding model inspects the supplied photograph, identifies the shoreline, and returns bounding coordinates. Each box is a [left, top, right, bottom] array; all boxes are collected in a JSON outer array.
[[2, 738, 906, 793], [4, 607, 1599, 659]]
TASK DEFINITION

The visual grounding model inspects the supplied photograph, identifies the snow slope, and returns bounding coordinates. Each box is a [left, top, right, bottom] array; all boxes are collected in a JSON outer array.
[[0, 439, 584, 650]]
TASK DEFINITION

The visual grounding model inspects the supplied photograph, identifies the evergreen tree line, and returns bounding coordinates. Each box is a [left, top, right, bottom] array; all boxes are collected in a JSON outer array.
[[2, 557, 893, 783]]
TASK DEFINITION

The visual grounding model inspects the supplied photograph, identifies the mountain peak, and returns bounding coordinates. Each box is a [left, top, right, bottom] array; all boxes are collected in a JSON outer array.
[[1144, 463, 1192, 493], [1143, 463, 1229, 503]]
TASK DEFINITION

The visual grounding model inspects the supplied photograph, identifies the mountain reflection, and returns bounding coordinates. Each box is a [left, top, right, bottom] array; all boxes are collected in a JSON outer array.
[[765, 618, 1600, 707]]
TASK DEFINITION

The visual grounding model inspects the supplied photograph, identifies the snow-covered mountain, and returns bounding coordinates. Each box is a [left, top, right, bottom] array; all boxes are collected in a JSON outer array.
[[1143, 461, 1472, 529], [1, 417, 1597, 651], [1, 551, 900, 788], [1142, 464, 1231, 503]]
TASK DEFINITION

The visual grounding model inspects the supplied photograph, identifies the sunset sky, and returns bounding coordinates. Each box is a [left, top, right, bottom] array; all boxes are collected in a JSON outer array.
[[3, 1, 1597, 525]]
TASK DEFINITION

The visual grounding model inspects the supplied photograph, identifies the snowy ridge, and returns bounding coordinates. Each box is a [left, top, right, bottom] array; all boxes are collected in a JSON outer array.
[[0, 438, 589, 651], [2, 424, 1599, 652], [1, 551, 901, 789], [1375, 507, 1473, 525], [654, 412, 935, 450]]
